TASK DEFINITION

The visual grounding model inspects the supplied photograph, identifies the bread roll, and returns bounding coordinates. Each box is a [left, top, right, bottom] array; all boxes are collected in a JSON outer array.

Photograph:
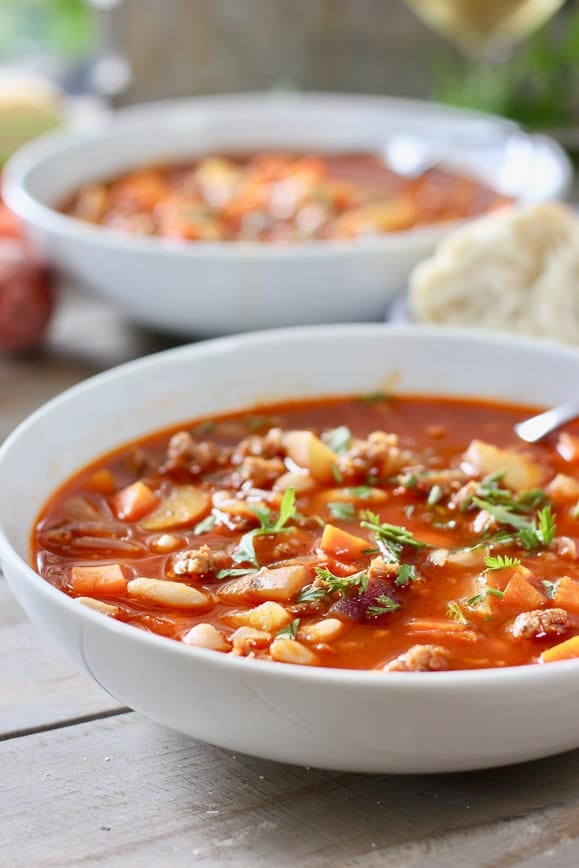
[[409, 203, 579, 343]]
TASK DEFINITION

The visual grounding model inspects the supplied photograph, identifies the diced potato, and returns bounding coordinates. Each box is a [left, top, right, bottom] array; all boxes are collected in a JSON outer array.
[[546, 474, 579, 505], [230, 626, 272, 655], [284, 431, 337, 482], [554, 576, 579, 615], [428, 547, 487, 568], [69, 563, 127, 597], [300, 618, 345, 644], [462, 440, 544, 491], [75, 597, 119, 616], [502, 570, 545, 609], [228, 601, 291, 632], [112, 480, 159, 522], [541, 636, 579, 663], [218, 564, 310, 604], [270, 638, 318, 665], [182, 623, 229, 651], [127, 577, 210, 609], [557, 432, 579, 463], [320, 524, 370, 560], [141, 485, 210, 531], [212, 489, 274, 520], [273, 472, 317, 494]]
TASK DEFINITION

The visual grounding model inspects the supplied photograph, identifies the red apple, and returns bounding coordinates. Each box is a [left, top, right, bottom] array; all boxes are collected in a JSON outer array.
[[0, 239, 55, 351]]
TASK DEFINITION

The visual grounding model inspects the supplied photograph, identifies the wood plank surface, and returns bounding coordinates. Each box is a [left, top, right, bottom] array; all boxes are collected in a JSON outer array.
[[2, 710, 579, 867], [0, 577, 125, 737]]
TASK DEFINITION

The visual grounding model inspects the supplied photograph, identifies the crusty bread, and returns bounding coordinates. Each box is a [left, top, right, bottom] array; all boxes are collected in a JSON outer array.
[[409, 203, 579, 343]]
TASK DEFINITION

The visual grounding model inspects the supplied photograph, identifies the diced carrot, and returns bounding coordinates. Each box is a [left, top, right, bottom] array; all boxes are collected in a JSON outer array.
[[69, 564, 128, 597], [320, 524, 371, 560], [502, 570, 545, 609], [112, 480, 159, 522], [553, 576, 579, 615], [541, 636, 579, 663], [85, 469, 116, 494]]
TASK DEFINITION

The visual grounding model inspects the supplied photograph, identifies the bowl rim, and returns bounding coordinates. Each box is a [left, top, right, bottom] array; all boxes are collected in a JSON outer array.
[[2, 321, 579, 689], [3, 91, 572, 261]]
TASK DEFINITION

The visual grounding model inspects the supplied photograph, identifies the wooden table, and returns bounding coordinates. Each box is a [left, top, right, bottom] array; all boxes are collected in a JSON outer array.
[[3, 290, 579, 867]]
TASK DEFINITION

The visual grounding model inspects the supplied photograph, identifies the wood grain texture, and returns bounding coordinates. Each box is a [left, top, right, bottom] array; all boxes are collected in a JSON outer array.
[[0, 578, 124, 737], [3, 711, 579, 867]]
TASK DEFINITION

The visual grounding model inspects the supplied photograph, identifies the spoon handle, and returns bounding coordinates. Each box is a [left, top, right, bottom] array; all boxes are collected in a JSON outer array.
[[514, 403, 579, 443]]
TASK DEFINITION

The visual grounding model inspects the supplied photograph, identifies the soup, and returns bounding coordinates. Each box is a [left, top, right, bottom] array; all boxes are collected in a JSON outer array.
[[31, 394, 579, 672], [61, 152, 511, 242]]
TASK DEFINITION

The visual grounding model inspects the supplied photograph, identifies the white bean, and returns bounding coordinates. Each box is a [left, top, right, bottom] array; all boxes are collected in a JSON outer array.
[[127, 577, 210, 609], [75, 597, 118, 616], [229, 601, 291, 632], [182, 623, 229, 651], [270, 638, 318, 666]]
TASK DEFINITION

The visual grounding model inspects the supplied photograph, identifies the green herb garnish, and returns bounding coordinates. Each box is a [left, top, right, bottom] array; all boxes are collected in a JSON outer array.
[[314, 566, 368, 596], [541, 579, 559, 600], [295, 585, 327, 604], [322, 426, 352, 454], [215, 567, 256, 580], [231, 488, 297, 566], [484, 554, 521, 571], [447, 601, 468, 624], [427, 485, 444, 507], [327, 501, 356, 521], [467, 587, 505, 607], [193, 514, 216, 535], [366, 594, 401, 617], [276, 618, 300, 640], [394, 564, 417, 587]]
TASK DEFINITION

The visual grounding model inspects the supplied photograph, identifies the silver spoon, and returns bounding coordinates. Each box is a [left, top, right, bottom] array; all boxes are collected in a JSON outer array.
[[514, 403, 579, 443]]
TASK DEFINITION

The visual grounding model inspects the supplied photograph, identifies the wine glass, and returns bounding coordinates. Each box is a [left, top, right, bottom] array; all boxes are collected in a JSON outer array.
[[404, 0, 567, 62]]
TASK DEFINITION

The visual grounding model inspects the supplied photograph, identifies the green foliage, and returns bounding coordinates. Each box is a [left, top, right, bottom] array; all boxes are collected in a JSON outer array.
[[0, 0, 94, 62], [432, 8, 579, 129]]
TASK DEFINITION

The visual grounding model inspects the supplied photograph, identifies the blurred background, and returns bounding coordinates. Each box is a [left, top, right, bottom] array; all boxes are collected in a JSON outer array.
[[1, 0, 578, 138]]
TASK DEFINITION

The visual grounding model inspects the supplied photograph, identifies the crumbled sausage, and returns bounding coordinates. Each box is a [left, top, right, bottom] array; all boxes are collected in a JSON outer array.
[[509, 608, 569, 640], [163, 431, 230, 477], [337, 431, 411, 482], [170, 544, 231, 579], [367, 556, 399, 582], [384, 644, 452, 672], [233, 428, 285, 462], [233, 456, 286, 489]]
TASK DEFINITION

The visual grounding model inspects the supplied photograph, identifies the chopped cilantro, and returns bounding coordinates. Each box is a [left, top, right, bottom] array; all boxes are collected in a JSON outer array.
[[314, 566, 368, 596], [231, 488, 297, 566], [295, 585, 327, 604], [215, 567, 256, 580], [467, 587, 505, 607], [395, 564, 417, 586], [447, 601, 468, 624], [346, 486, 374, 500], [322, 426, 352, 454], [427, 485, 444, 507], [541, 579, 559, 600], [327, 501, 357, 521], [193, 514, 216, 535], [366, 594, 401, 617], [484, 554, 521, 571], [276, 618, 300, 640], [331, 464, 344, 484]]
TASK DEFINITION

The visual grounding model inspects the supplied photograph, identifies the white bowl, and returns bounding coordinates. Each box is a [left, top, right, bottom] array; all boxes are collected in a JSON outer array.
[[2, 93, 572, 337], [2, 323, 579, 774]]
